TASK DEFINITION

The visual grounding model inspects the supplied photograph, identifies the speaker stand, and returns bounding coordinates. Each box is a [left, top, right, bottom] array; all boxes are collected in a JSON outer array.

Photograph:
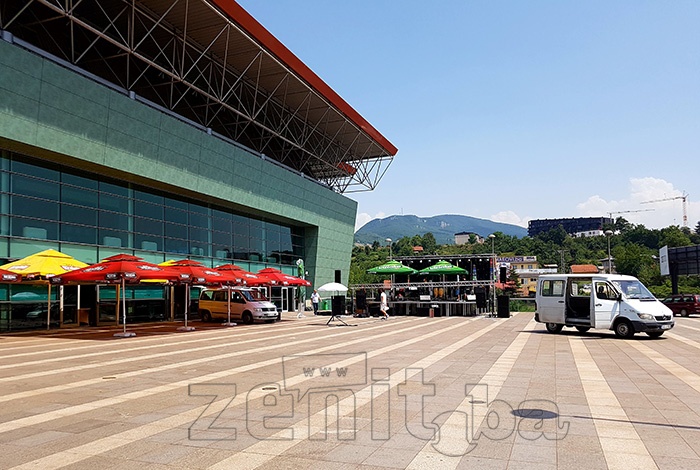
[[326, 314, 348, 326]]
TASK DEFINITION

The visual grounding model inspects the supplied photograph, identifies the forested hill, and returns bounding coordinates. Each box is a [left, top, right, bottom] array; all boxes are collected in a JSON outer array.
[[355, 214, 528, 245]]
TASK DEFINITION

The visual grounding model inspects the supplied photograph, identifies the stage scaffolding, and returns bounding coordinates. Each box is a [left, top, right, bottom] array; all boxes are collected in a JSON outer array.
[[352, 253, 499, 317]]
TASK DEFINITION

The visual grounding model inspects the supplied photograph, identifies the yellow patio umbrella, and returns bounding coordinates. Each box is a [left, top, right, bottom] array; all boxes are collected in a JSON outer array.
[[1, 249, 88, 329]]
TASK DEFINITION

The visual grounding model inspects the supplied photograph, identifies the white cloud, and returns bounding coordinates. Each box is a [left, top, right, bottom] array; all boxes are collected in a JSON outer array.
[[576, 177, 694, 228], [355, 211, 386, 232], [491, 211, 529, 228]]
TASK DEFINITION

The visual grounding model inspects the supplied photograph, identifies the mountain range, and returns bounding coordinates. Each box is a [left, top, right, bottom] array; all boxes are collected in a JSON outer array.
[[354, 214, 528, 245]]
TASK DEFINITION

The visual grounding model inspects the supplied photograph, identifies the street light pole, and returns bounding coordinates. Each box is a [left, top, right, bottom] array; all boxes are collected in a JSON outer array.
[[386, 238, 392, 260], [605, 230, 613, 274]]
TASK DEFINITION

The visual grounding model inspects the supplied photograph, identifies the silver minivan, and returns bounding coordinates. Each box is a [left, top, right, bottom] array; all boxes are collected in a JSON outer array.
[[198, 287, 278, 324], [535, 274, 674, 338]]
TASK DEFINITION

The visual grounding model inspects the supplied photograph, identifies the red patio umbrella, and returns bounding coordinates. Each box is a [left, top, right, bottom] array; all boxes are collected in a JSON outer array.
[[51, 254, 187, 337], [215, 264, 268, 286], [0, 268, 21, 283], [164, 260, 243, 329], [164, 260, 243, 285], [257, 267, 311, 287]]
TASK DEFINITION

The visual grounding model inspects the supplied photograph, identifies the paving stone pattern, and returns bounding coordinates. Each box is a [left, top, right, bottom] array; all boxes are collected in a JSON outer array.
[[1, 312, 700, 469]]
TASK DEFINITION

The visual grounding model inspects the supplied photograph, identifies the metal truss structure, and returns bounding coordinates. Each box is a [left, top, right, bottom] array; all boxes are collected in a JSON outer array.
[[1, 0, 396, 193], [352, 280, 495, 291]]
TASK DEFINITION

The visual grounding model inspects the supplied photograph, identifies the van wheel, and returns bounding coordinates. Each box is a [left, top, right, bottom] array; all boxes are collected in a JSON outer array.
[[575, 326, 590, 333], [646, 331, 664, 338], [242, 311, 253, 325], [200, 311, 212, 322], [680, 309, 689, 317], [545, 323, 563, 334], [614, 319, 635, 339]]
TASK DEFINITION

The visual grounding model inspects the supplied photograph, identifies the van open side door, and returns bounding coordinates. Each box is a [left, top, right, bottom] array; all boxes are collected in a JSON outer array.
[[537, 277, 566, 324], [593, 281, 618, 329]]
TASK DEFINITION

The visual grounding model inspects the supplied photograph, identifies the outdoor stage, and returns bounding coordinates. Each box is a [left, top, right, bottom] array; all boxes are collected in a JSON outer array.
[[366, 300, 480, 317]]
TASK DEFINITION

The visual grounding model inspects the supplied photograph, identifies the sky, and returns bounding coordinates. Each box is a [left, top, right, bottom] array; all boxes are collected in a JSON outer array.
[[236, 1, 699, 233]]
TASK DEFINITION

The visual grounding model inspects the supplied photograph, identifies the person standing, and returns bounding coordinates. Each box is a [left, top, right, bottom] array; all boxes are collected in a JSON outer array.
[[311, 290, 320, 315], [296, 294, 305, 319], [380, 289, 389, 320]]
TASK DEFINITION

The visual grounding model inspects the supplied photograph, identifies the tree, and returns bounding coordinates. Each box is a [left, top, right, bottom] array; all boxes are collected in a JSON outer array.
[[622, 224, 660, 249], [422, 233, 437, 253], [505, 268, 521, 295], [659, 226, 692, 248], [613, 217, 633, 234], [613, 243, 650, 278], [394, 237, 414, 257], [537, 226, 568, 245]]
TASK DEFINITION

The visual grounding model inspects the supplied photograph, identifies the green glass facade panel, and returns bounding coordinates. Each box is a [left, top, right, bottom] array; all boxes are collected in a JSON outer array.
[[0, 40, 356, 288], [9, 239, 59, 259]]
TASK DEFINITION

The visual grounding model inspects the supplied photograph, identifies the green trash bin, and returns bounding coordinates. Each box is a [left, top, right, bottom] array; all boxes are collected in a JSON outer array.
[[321, 299, 330, 311]]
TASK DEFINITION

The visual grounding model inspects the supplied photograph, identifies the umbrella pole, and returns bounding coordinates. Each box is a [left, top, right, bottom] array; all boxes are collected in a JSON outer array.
[[114, 277, 135, 338], [46, 283, 51, 331], [177, 284, 196, 332], [169, 285, 175, 321], [222, 284, 236, 327], [115, 282, 120, 327], [122, 277, 127, 334]]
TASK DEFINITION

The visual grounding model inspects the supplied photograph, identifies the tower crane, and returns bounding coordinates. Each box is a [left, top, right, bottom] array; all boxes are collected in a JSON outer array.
[[607, 209, 655, 220], [641, 191, 689, 227]]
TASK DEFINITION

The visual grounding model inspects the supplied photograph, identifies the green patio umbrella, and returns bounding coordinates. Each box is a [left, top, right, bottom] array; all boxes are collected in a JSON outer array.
[[417, 260, 467, 275], [367, 260, 417, 274]]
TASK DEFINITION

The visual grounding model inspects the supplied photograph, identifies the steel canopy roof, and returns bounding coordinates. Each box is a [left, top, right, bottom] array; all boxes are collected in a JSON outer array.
[[0, 0, 396, 192], [211, 0, 397, 156]]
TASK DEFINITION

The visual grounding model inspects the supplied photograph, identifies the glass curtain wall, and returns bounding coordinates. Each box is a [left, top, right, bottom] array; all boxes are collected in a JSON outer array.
[[0, 150, 306, 330], [0, 150, 305, 266]]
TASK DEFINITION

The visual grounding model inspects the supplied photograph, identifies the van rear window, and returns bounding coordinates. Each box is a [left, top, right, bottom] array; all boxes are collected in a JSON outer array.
[[541, 280, 564, 297]]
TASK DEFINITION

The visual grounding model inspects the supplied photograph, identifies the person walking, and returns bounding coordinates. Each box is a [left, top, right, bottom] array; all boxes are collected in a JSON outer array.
[[380, 289, 389, 320], [311, 289, 320, 315]]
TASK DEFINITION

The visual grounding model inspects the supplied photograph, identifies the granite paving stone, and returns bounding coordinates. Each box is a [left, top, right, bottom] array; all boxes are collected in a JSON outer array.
[[2, 314, 700, 469]]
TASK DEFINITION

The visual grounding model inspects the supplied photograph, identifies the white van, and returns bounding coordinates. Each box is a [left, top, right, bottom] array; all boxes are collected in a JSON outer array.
[[535, 274, 674, 338], [198, 287, 279, 324]]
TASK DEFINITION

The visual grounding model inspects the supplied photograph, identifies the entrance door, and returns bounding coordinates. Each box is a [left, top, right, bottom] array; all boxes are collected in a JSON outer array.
[[280, 287, 289, 312], [96, 285, 119, 325], [269, 286, 283, 312]]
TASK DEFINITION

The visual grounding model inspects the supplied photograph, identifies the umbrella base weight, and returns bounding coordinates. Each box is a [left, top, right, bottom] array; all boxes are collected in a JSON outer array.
[[177, 326, 196, 332], [221, 322, 237, 327], [114, 331, 136, 338]]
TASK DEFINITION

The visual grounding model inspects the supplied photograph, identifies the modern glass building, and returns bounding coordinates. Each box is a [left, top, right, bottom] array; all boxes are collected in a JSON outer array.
[[0, 0, 397, 330]]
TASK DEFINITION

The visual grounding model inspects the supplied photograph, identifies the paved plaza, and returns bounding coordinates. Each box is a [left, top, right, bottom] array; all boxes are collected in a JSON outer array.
[[1, 312, 700, 469]]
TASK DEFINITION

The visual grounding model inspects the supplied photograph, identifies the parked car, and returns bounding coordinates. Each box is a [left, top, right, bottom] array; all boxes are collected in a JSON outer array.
[[661, 294, 700, 317], [198, 287, 278, 324]]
